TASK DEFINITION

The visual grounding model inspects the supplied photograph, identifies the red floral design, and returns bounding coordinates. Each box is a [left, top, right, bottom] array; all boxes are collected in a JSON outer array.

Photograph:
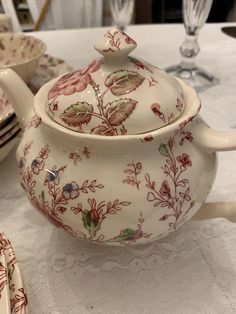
[[151, 103, 174, 125], [18, 142, 132, 242], [130, 57, 153, 73], [123, 161, 142, 190], [0, 233, 28, 313], [72, 198, 131, 238], [48, 59, 101, 99], [140, 135, 154, 142], [69, 147, 90, 165], [125, 35, 136, 45], [10, 288, 28, 314], [179, 131, 193, 145], [177, 153, 192, 167], [145, 137, 193, 229], [25, 115, 42, 130]]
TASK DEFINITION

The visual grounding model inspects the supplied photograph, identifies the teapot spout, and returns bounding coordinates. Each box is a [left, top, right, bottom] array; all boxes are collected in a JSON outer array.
[[0, 69, 34, 128]]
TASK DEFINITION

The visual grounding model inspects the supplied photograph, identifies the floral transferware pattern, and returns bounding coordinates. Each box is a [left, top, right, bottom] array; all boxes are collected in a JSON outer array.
[[16, 112, 199, 245], [0, 233, 28, 314], [18, 142, 149, 243], [46, 29, 185, 135]]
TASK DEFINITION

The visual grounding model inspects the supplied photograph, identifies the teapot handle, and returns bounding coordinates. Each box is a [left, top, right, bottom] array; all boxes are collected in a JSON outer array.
[[192, 119, 236, 152]]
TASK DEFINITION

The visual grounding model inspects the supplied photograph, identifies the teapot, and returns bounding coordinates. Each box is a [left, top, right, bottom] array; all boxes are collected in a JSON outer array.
[[0, 29, 236, 245]]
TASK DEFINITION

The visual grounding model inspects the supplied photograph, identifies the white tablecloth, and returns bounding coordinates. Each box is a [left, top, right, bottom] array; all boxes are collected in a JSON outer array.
[[1, 23, 236, 313]]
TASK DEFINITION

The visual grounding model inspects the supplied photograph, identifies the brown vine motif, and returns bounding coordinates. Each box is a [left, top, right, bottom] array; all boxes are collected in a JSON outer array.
[[70, 198, 131, 238], [69, 146, 90, 165], [18, 142, 131, 241], [25, 114, 42, 130], [151, 103, 174, 125], [176, 97, 184, 112], [109, 213, 152, 245], [0, 233, 28, 313], [11, 288, 28, 314], [145, 137, 194, 230], [103, 30, 136, 53], [123, 161, 142, 190], [47, 59, 145, 136], [104, 30, 121, 51], [129, 57, 154, 74], [179, 131, 193, 146]]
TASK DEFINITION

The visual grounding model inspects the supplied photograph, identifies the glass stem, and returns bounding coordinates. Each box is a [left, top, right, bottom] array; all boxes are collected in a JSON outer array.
[[180, 33, 200, 70]]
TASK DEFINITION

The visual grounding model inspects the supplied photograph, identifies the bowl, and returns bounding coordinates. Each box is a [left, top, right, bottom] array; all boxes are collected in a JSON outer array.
[[0, 33, 46, 83]]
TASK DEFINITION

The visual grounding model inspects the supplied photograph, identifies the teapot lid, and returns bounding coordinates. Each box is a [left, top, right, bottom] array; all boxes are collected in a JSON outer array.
[[45, 29, 185, 136]]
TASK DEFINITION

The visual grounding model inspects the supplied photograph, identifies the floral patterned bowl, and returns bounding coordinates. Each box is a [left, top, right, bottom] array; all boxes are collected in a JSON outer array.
[[0, 33, 46, 83], [0, 29, 236, 245]]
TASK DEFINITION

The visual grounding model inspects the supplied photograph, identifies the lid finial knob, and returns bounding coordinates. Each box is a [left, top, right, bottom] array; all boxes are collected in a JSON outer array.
[[95, 28, 137, 62]]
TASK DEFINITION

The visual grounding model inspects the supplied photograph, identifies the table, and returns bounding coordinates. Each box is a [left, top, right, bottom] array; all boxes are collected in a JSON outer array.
[[1, 23, 236, 313]]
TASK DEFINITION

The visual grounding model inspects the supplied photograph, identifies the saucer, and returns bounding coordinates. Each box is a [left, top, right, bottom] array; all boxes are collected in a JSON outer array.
[[0, 233, 28, 314], [0, 54, 73, 125], [0, 123, 21, 147], [0, 88, 13, 126], [0, 242, 11, 314], [0, 116, 18, 137]]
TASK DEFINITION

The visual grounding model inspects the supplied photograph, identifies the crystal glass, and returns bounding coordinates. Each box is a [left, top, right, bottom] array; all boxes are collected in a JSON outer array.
[[110, 0, 134, 31], [166, 0, 219, 92]]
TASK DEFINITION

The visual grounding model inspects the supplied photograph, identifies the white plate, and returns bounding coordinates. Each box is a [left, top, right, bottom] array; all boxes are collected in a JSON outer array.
[[0, 135, 18, 163], [0, 233, 28, 314], [0, 54, 73, 125], [0, 123, 21, 146], [0, 116, 18, 136], [0, 236, 12, 314]]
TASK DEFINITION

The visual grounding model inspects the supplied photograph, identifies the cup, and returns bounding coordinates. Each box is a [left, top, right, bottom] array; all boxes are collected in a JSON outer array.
[[0, 14, 13, 33]]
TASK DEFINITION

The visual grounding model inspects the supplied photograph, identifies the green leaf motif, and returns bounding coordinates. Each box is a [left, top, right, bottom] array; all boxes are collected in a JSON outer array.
[[159, 143, 169, 156], [105, 70, 145, 96], [105, 98, 137, 126], [90, 125, 114, 136], [41, 190, 45, 202], [60, 102, 93, 130], [82, 210, 101, 238], [120, 228, 136, 239]]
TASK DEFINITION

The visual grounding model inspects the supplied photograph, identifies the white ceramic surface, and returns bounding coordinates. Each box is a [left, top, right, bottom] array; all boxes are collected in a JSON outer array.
[[0, 33, 46, 83], [0, 28, 236, 245]]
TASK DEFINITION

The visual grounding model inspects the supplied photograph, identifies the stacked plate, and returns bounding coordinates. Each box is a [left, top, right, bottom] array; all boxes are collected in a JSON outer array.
[[0, 232, 28, 314], [0, 88, 20, 163]]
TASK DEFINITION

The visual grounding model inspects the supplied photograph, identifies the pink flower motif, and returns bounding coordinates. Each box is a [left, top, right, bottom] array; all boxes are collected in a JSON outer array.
[[125, 36, 136, 45], [31, 157, 44, 174], [185, 131, 193, 142], [62, 182, 80, 200], [177, 153, 192, 167], [151, 103, 165, 123], [48, 59, 101, 99], [159, 180, 171, 199]]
